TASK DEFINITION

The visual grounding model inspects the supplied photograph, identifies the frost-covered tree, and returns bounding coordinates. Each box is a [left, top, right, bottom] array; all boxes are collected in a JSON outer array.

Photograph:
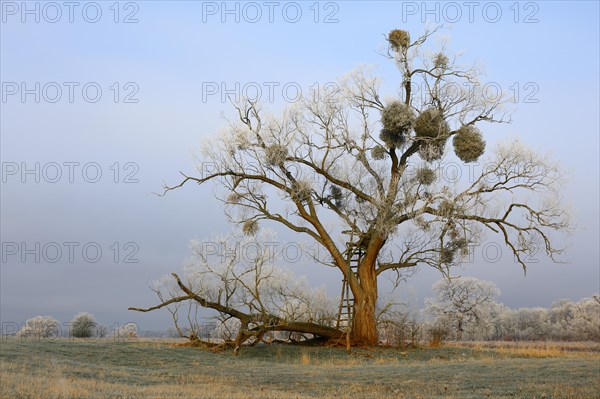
[[512, 307, 552, 341], [136, 28, 570, 345], [426, 277, 500, 340], [546, 298, 587, 341], [130, 229, 338, 352], [16, 316, 60, 338], [569, 295, 600, 341], [70, 312, 97, 338]]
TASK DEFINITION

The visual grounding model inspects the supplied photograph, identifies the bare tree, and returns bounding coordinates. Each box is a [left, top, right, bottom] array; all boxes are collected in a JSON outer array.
[[139, 28, 570, 345], [426, 277, 500, 340], [130, 229, 340, 353]]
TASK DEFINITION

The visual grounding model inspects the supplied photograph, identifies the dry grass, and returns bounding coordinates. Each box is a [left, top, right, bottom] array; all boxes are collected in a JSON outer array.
[[1, 362, 316, 399], [1, 338, 599, 398], [447, 341, 600, 358]]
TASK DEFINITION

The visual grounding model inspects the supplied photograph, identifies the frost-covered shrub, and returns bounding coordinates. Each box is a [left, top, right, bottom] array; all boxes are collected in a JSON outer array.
[[70, 312, 96, 338], [453, 125, 486, 163], [16, 316, 59, 338]]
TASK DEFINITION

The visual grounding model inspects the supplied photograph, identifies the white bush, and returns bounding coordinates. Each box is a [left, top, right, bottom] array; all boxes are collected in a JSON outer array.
[[16, 316, 59, 338]]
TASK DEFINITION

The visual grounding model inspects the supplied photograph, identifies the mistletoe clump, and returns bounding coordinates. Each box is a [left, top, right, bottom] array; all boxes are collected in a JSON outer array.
[[414, 108, 450, 139], [453, 125, 486, 163], [440, 237, 469, 265], [433, 52, 449, 69], [379, 100, 415, 148], [227, 192, 243, 204], [242, 220, 259, 236], [414, 108, 450, 162], [438, 199, 456, 216], [291, 180, 313, 203], [329, 185, 344, 208], [264, 144, 288, 166], [416, 167, 437, 185], [371, 145, 388, 160], [388, 29, 410, 51]]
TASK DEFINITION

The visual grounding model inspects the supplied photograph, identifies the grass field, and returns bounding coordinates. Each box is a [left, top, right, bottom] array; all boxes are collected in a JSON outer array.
[[1, 338, 599, 399]]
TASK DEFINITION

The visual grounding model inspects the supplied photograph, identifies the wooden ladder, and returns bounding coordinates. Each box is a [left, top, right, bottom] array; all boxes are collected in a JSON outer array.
[[336, 246, 363, 330]]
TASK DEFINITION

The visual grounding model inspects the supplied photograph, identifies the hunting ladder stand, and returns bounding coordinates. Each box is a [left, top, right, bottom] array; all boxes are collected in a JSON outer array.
[[336, 227, 366, 339]]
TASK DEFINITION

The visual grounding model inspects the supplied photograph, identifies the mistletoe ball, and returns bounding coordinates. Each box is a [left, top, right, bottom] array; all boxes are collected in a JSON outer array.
[[453, 125, 486, 163], [379, 100, 415, 148], [371, 145, 388, 160], [414, 108, 450, 139], [388, 29, 410, 51]]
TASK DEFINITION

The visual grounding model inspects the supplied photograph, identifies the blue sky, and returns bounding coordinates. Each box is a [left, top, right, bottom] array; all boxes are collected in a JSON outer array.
[[1, 1, 599, 330]]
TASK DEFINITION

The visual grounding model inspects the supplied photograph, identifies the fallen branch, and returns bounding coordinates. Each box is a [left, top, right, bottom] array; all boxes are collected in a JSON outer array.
[[130, 273, 344, 354]]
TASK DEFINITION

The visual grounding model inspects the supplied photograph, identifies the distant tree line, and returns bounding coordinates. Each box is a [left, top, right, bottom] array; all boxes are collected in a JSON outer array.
[[11, 278, 598, 345], [12, 313, 137, 339], [379, 278, 599, 346]]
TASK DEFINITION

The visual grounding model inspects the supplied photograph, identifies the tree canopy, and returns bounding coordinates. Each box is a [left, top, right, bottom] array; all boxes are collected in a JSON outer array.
[[132, 28, 571, 346]]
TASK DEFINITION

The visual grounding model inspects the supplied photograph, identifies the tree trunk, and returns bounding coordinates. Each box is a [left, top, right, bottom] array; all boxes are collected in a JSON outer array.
[[457, 318, 463, 341], [268, 322, 344, 339], [352, 295, 378, 345], [351, 255, 379, 345]]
